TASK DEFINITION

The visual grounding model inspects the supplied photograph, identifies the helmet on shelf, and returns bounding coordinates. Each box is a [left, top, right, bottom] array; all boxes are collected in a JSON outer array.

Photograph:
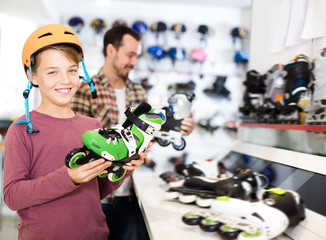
[[190, 48, 207, 63], [68, 16, 84, 33], [150, 21, 167, 33], [171, 23, 186, 39], [132, 20, 148, 34], [147, 45, 165, 59], [91, 18, 107, 34], [112, 19, 128, 27]]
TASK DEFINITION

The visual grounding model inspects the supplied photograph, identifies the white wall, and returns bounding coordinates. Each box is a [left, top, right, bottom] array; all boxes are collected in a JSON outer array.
[[249, 0, 326, 73]]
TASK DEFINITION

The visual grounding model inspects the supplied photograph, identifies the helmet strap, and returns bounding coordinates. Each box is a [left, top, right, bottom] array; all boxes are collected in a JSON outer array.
[[15, 66, 39, 133], [80, 59, 98, 99]]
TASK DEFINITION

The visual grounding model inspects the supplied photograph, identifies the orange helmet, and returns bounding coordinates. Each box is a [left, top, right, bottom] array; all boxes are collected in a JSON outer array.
[[22, 24, 84, 75]]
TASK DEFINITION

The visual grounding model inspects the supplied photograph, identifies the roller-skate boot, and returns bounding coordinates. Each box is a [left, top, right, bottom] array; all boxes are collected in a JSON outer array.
[[277, 54, 311, 124], [258, 64, 285, 123], [305, 48, 326, 124], [182, 188, 305, 240], [165, 168, 268, 207], [203, 76, 231, 100], [155, 91, 195, 151], [65, 102, 165, 181], [239, 70, 266, 123]]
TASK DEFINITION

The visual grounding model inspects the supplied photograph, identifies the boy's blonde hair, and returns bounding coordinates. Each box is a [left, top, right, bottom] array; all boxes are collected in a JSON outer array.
[[32, 45, 82, 74]]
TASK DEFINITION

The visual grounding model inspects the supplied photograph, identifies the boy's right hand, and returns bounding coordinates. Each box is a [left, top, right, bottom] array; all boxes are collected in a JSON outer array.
[[67, 159, 112, 184]]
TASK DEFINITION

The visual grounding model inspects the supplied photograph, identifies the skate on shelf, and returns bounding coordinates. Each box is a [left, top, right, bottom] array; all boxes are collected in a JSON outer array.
[[239, 70, 266, 123], [65, 102, 165, 182], [182, 188, 305, 240], [304, 48, 326, 124], [164, 168, 268, 208], [276, 54, 312, 124], [154, 91, 195, 151], [257, 64, 285, 124], [203, 75, 231, 100], [159, 156, 228, 187]]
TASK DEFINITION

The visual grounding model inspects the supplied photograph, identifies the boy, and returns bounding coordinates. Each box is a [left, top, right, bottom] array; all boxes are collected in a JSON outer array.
[[3, 24, 146, 240]]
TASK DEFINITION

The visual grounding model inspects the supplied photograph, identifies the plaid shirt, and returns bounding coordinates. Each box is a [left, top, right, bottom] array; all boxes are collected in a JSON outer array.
[[71, 67, 146, 129]]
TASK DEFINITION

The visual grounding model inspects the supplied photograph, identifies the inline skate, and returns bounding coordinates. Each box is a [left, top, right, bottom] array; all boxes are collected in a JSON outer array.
[[277, 54, 311, 124], [239, 70, 266, 123], [155, 91, 195, 151], [65, 102, 165, 181], [182, 188, 305, 240], [304, 48, 326, 124], [164, 168, 268, 207], [203, 76, 231, 100], [257, 64, 285, 123]]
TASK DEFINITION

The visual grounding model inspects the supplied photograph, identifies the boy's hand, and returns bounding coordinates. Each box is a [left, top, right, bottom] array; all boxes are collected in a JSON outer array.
[[123, 142, 153, 171], [67, 159, 111, 184]]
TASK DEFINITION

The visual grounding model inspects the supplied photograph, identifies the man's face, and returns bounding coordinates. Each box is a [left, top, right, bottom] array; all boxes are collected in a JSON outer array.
[[111, 34, 141, 81]]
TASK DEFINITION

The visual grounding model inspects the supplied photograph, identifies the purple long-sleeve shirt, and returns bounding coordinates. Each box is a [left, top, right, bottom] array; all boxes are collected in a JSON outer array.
[[3, 111, 131, 240]]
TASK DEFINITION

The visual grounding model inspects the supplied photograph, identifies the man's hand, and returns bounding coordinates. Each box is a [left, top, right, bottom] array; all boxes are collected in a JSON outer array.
[[67, 159, 112, 184], [180, 111, 196, 136]]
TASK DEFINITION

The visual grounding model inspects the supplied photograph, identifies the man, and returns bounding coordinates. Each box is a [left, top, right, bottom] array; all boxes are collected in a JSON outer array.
[[71, 26, 196, 240]]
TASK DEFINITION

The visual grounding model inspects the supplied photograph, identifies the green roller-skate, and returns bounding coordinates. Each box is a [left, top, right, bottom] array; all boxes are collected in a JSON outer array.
[[65, 102, 166, 181]]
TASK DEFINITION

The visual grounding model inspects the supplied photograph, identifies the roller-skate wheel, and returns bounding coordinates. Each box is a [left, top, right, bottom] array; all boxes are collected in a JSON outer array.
[[182, 212, 204, 225], [179, 193, 197, 203], [108, 167, 126, 182], [196, 197, 215, 208], [157, 138, 171, 147], [65, 148, 86, 168], [237, 231, 265, 240], [199, 218, 222, 232], [164, 190, 180, 200], [217, 224, 242, 239], [172, 137, 186, 151]]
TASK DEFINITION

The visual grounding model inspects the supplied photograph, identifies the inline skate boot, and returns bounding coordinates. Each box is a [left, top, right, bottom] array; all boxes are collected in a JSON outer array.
[[160, 157, 227, 187], [239, 70, 266, 123], [277, 54, 311, 124], [65, 102, 165, 181], [203, 76, 231, 100], [258, 64, 285, 123], [155, 91, 195, 151], [164, 168, 268, 207], [304, 48, 326, 124], [182, 188, 305, 240]]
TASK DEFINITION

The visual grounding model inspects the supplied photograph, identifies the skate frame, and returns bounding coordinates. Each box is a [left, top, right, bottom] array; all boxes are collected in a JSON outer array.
[[216, 140, 326, 240]]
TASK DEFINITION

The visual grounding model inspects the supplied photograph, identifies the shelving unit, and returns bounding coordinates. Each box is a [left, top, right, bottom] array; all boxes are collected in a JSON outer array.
[[240, 123, 326, 132]]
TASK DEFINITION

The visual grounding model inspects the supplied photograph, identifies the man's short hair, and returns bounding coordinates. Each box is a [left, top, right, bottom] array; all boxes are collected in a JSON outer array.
[[103, 26, 141, 57]]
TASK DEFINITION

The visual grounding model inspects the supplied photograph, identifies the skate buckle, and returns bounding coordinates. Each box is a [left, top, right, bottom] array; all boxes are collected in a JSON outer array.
[[145, 125, 156, 135]]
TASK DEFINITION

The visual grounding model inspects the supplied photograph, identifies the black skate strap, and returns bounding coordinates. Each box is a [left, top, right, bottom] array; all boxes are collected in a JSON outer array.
[[122, 102, 151, 128], [124, 108, 155, 135]]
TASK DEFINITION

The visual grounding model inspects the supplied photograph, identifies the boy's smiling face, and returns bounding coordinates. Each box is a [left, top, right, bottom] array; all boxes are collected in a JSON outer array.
[[30, 48, 80, 111]]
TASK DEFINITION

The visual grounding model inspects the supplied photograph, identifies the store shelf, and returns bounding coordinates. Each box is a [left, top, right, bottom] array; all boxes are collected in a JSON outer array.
[[240, 123, 326, 132]]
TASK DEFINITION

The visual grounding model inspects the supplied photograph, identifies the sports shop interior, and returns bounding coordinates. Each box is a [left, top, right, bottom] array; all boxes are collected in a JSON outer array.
[[1, 0, 326, 239]]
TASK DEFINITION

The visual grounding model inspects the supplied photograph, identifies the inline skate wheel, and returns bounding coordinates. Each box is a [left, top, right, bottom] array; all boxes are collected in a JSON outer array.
[[157, 138, 171, 147], [182, 212, 204, 225], [164, 189, 180, 200], [172, 137, 186, 151], [237, 231, 265, 240], [217, 224, 242, 239], [108, 166, 127, 182], [199, 218, 222, 232], [65, 148, 87, 168], [179, 193, 197, 203]]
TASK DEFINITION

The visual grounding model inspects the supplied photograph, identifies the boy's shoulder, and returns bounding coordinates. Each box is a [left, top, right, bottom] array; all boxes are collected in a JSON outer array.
[[75, 112, 102, 126]]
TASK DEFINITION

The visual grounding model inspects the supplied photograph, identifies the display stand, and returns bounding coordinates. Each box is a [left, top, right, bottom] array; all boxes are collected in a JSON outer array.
[[132, 140, 326, 240]]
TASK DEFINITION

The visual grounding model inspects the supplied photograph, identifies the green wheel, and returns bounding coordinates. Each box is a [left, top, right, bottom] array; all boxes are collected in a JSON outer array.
[[65, 148, 87, 168], [108, 167, 127, 182]]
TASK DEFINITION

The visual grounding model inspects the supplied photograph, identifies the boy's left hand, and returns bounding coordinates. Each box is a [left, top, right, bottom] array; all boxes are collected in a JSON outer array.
[[123, 142, 153, 170]]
